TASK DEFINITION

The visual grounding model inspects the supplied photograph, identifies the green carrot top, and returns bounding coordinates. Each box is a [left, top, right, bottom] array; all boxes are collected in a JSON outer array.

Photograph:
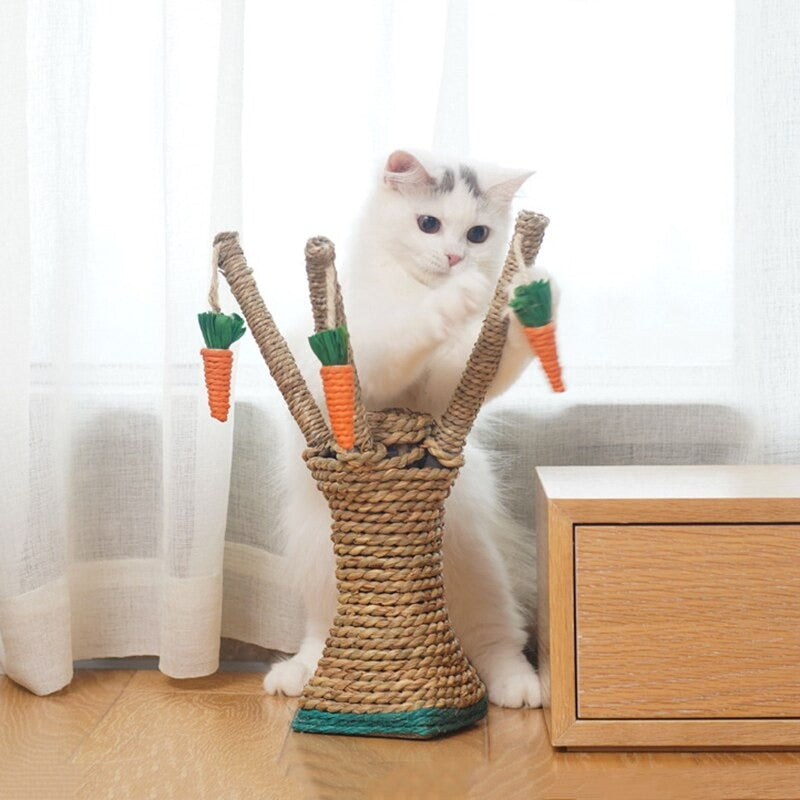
[[509, 280, 552, 328], [308, 325, 349, 366], [198, 311, 246, 349]]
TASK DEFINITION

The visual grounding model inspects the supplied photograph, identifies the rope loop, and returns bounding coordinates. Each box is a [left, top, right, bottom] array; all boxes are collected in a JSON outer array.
[[208, 242, 222, 313]]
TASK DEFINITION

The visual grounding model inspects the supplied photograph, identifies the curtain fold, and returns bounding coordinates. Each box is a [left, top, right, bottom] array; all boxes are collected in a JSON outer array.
[[2, 0, 795, 696], [1, 0, 245, 694], [735, 0, 800, 463], [0, 0, 34, 685]]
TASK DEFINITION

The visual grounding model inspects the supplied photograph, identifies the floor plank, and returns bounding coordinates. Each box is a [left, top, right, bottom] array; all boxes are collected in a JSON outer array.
[[476, 706, 800, 800], [5, 670, 800, 799], [281, 709, 489, 799], [0, 671, 133, 800], [71, 687, 296, 798], [123, 668, 266, 695]]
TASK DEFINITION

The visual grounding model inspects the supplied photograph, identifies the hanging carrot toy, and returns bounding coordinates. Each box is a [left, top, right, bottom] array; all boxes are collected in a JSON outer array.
[[198, 244, 246, 422], [308, 324, 355, 449], [510, 278, 565, 393], [198, 311, 245, 421]]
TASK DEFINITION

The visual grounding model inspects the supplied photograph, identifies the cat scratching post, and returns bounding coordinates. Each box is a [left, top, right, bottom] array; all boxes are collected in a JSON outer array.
[[214, 210, 549, 738]]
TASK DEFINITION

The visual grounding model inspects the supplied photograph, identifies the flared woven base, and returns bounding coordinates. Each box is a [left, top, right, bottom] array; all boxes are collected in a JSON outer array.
[[295, 411, 487, 739], [292, 695, 488, 738]]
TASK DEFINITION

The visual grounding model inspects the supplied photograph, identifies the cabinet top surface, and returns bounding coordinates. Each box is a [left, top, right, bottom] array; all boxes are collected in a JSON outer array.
[[535, 465, 800, 501]]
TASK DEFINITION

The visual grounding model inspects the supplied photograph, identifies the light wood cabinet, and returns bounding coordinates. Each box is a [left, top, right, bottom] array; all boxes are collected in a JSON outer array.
[[535, 465, 800, 749]]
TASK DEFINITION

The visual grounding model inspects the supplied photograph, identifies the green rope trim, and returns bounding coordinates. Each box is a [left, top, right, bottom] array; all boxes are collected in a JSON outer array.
[[509, 280, 552, 328], [198, 312, 246, 349], [308, 325, 349, 366], [291, 695, 488, 739]]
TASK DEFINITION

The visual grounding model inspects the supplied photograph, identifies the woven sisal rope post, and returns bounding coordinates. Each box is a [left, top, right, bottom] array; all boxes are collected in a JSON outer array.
[[431, 211, 549, 462], [305, 237, 373, 453], [214, 211, 550, 739], [213, 231, 332, 450]]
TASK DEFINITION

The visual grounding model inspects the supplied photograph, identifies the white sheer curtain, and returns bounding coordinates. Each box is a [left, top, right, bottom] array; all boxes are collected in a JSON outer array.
[[1, 0, 249, 694], [1, 0, 795, 696], [736, 0, 800, 460]]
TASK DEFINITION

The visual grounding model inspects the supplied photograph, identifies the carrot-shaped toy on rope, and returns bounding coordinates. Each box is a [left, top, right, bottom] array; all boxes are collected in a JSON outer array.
[[198, 245, 246, 422], [198, 311, 246, 421], [510, 279, 565, 393], [308, 325, 354, 449]]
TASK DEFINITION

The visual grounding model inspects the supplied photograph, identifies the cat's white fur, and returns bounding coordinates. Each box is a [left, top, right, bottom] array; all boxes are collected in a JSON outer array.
[[264, 150, 542, 708]]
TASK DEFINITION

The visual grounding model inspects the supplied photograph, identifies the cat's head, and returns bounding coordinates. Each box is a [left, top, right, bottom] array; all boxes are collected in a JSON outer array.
[[368, 150, 532, 286]]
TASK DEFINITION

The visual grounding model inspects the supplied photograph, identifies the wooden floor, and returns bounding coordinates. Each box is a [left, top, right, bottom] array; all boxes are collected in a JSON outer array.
[[4, 671, 800, 799]]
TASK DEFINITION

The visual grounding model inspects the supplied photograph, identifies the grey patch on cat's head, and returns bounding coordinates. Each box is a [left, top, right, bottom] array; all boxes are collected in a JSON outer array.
[[437, 168, 455, 193], [459, 165, 483, 198]]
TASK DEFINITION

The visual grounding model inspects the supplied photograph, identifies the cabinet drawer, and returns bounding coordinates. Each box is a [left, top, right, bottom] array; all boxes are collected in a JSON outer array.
[[536, 466, 800, 748], [575, 524, 800, 719]]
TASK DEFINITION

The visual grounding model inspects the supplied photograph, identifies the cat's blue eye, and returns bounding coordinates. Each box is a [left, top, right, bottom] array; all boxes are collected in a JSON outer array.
[[467, 225, 489, 244], [417, 215, 441, 234]]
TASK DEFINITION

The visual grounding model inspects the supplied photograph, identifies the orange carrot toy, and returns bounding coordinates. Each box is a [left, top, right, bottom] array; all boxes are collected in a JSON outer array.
[[308, 325, 354, 449], [198, 311, 246, 421], [509, 280, 565, 393]]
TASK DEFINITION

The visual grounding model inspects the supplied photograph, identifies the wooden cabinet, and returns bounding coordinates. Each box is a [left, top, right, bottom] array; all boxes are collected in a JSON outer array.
[[535, 466, 800, 749]]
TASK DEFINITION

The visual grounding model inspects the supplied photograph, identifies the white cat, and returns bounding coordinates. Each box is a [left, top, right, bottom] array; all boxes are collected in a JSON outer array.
[[265, 150, 543, 708]]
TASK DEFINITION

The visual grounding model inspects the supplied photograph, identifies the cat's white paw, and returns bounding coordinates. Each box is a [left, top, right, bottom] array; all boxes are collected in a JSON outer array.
[[430, 270, 492, 341], [454, 270, 493, 314], [485, 665, 542, 709], [263, 657, 313, 696]]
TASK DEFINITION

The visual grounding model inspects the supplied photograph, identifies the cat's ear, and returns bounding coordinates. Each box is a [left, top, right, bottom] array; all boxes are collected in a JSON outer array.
[[384, 150, 436, 191], [484, 168, 534, 204]]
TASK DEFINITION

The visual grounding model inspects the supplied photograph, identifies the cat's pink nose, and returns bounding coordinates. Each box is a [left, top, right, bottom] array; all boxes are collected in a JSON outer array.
[[447, 253, 462, 267]]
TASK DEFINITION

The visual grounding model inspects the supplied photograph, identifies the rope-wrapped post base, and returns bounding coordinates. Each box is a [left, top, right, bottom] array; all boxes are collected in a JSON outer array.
[[291, 410, 488, 738]]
